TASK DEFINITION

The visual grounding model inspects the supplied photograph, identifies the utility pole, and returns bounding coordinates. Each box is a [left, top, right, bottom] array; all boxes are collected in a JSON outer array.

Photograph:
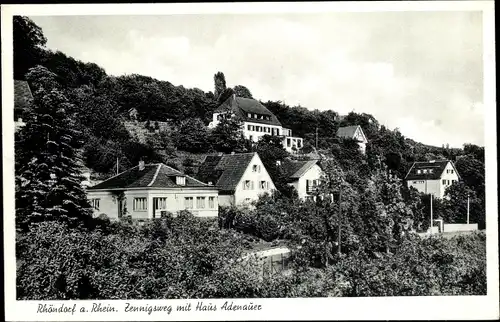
[[338, 179, 342, 255], [467, 193, 470, 224], [315, 127, 319, 150], [116, 157, 119, 175], [430, 193, 433, 234]]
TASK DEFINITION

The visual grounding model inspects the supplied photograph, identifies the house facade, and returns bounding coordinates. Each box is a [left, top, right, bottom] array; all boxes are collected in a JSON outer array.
[[196, 152, 276, 206], [280, 159, 323, 200], [86, 161, 219, 219], [208, 94, 303, 153], [404, 160, 461, 198], [336, 125, 368, 154]]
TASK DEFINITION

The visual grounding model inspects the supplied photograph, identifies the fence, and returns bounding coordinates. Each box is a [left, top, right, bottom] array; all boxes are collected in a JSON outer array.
[[239, 247, 292, 277], [443, 223, 478, 233]]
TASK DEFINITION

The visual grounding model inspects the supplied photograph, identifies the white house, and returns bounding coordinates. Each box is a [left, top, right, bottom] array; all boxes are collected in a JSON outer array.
[[196, 152, 276, 206], [86, 161, 219, 219], [404, 160, 461, 199], [336, 125, 368, 154], [280, 159, 323, 200], [208, 93, 303, 153]]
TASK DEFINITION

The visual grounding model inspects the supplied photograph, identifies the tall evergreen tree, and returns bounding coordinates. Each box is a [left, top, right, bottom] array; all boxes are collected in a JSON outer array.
[[16, 65, 93, 231], [213, 71, 227, 101]]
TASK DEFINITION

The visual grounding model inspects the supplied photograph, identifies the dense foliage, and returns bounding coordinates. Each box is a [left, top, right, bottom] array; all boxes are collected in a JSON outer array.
[[14, 16, 487, 300]]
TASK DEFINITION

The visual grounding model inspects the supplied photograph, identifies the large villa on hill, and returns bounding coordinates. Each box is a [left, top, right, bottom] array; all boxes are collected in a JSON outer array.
[[208, 93, 304, 153]]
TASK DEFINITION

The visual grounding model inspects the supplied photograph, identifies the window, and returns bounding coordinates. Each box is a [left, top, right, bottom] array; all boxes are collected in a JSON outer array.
[[155, 197, 167, 209], [243, 180, 254, 190], [260, 181, 268, 190], [423, 169, 428, 174], [249, 135, 253, 141], [429, 169, 434, 174], [245, 198, 252, 203], [184, 197, 193, 209], [134, 198, 147, 211], [287, 138, 291, 147], [247, 125, 252, 131], [247, 113, 252, 118], [91, 198, 100, 211], [442, 179, 446, 185], [252, 165, 261, 173], [196, 197, 206, 209], [208, 197, 215, 209], [417, 170, 422, 174], [451, 169, 454, 174], [176, 176, 186, 186]]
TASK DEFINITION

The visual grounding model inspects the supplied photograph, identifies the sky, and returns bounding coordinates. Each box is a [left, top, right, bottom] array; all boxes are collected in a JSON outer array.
[[30, 11, 485, 148]]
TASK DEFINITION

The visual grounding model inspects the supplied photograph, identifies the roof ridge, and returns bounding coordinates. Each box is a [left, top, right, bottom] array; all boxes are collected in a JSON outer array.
[[160, 163, 210, 186], [147, 164, 162, 187], [98, 165, 139, 184]]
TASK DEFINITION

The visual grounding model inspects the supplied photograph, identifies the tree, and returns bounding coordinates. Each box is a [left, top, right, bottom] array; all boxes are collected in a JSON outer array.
[[443, 182, 484, 228], [210, 115, 250, 153], [233, 85, 253, 99], [173, 118, 212, 153], [16, 66, 93, 231], [13, 16, 47, 80], [214, 71, 227, 101]]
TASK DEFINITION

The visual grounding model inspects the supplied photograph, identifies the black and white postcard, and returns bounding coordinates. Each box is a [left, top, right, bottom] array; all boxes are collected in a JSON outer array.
[[2, 1, 498, 321]]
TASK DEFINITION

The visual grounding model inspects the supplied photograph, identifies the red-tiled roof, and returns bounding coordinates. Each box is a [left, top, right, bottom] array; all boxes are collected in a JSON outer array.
[[404, 160, 460, 181], [215, 95, 282, 126], [88, 163, 213, 190], [196, 153, 256, 194]]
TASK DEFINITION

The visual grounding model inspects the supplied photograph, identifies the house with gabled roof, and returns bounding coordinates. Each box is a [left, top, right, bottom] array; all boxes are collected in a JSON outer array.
[[86, 161, 219, 219], [336, 125, 368, 154], [404, 159, 461, 198], [279, 159, 323, 200], [196, 152, 276, 206], [14, 80, 33, 131], [208, 93, 303, 153]]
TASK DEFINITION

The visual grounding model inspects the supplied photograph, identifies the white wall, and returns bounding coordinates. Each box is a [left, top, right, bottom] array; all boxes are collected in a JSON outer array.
[[87, 190, 118, 219], [242, 121, 283, 142], [218, 194, 235, 207], [233, 154, 276, 205], [407, 179, 441, 197], [443, 223, 478, 232], [290, 164, 323, 199], [88, 188, 219, 220], [439, 162, 460, 198]]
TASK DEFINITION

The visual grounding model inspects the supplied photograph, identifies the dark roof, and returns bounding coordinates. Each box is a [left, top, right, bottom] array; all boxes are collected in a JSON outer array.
[[336, 125, 362, 139], [196, 153, 256, 194], [404, 160, 460, 181], [88, 163, 214, 190], [281, 159, 320, 182], [14, 80, 33, 117], [215, 95, 282, 126]]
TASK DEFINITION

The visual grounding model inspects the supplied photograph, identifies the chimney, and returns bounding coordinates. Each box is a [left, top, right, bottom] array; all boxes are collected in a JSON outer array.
[[139, 160, 145, 171]]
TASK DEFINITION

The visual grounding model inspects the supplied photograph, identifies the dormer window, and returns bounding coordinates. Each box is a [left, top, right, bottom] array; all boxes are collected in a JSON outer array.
[[176, 176, 186, 186], [247, 113, 251, 118], [417, 170, 422, 174]]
